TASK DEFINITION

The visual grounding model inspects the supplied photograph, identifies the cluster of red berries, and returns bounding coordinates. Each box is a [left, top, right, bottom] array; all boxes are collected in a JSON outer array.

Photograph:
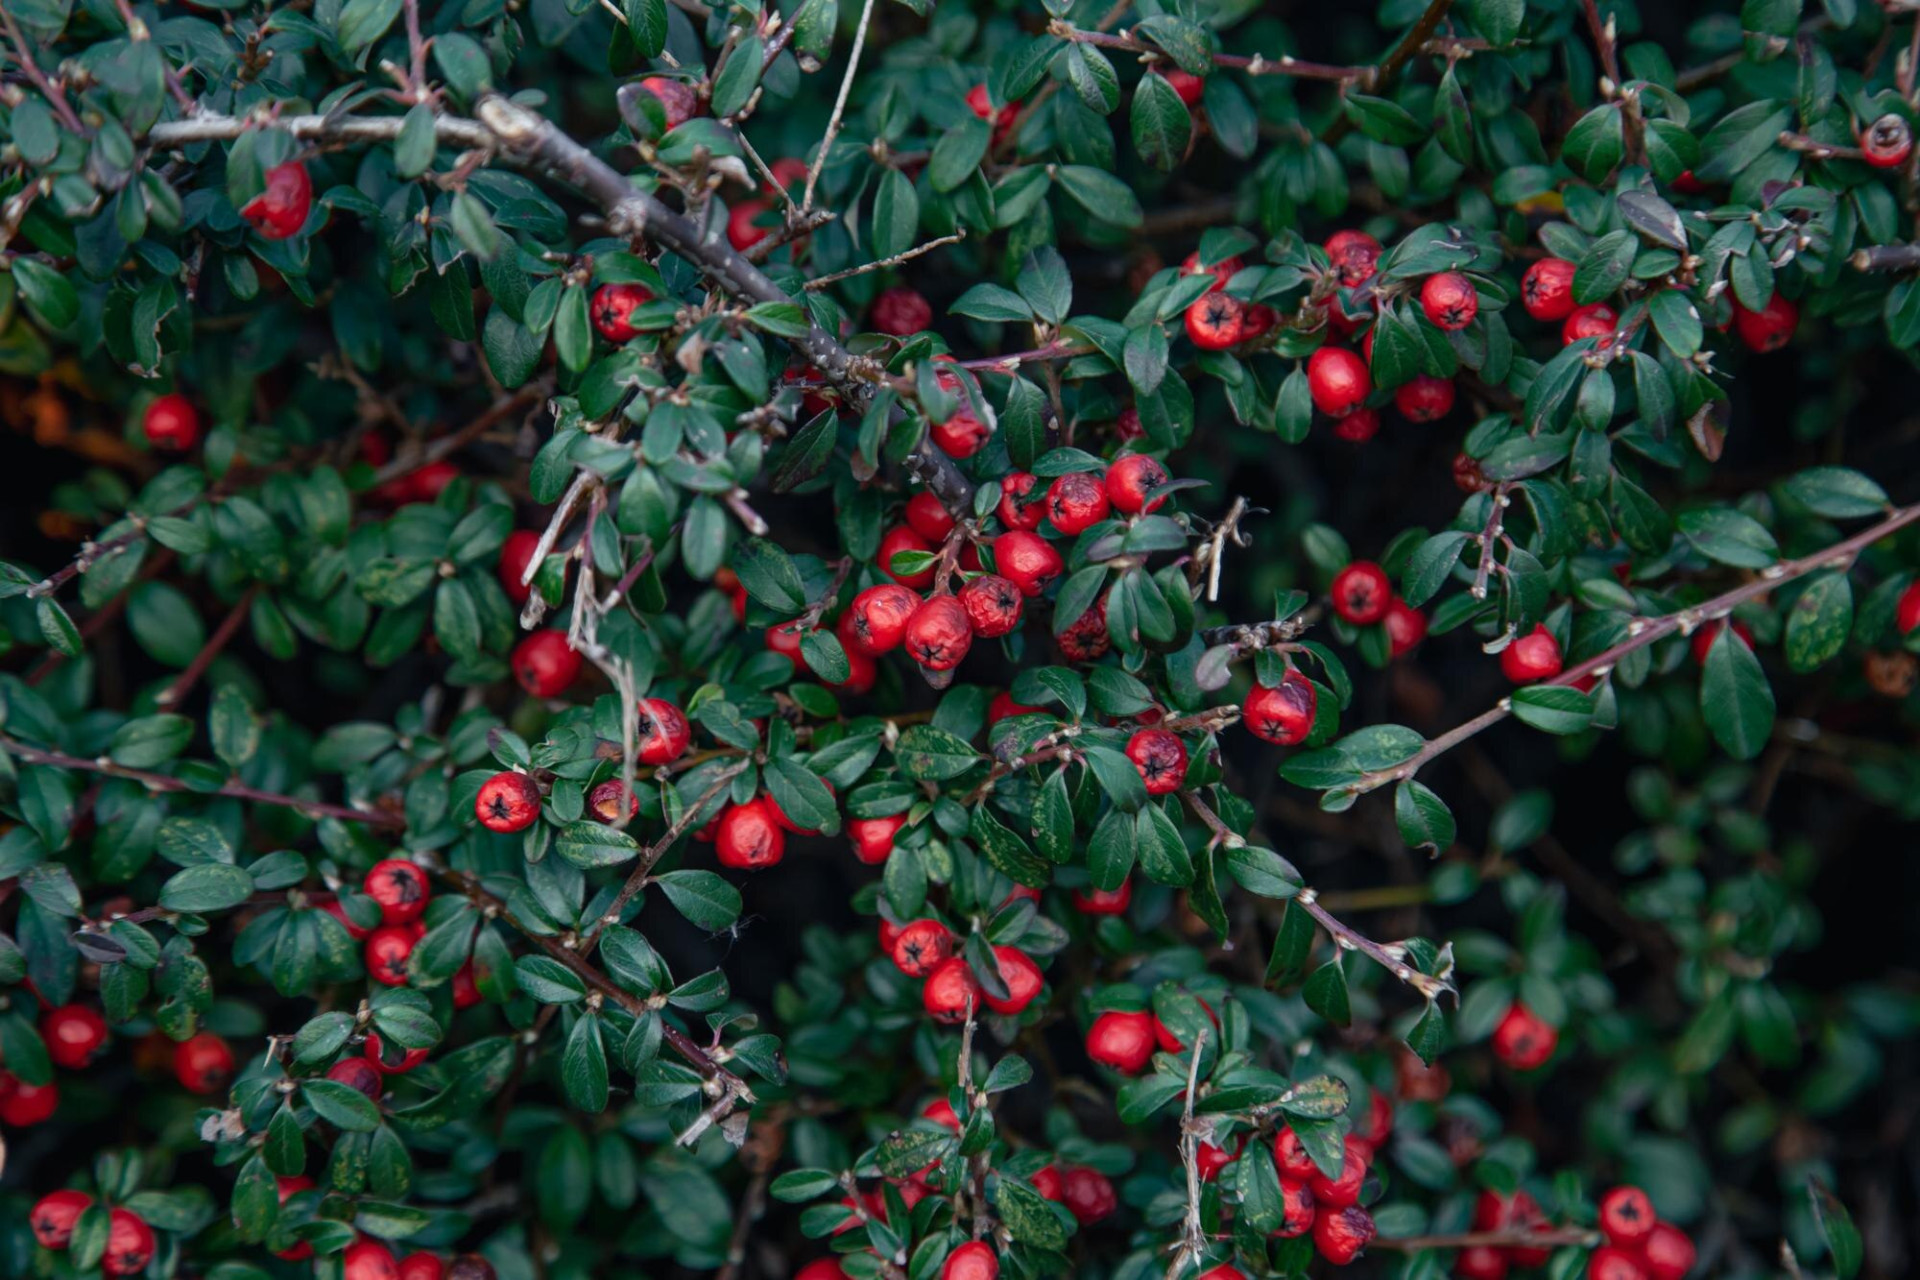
[[1586, 1186, 1696, 1280], [30, 1190, 155, 1275], [1185, 1121, 1387, 1271], [1328, 560, 1428, 658], [1454, 1188, 1559, 1279], [338, 1234, 494, 1280], [877, 914, 1045, 1021], [1182, 250, 1279, 350], [0, 998, 241, 1126], [1520, 253, 1797, 354]]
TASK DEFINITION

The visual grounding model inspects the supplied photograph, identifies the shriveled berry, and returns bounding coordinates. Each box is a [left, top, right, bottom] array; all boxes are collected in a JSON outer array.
[[476, 771, 542, 833], [849, 813, 908, 864], [1086, 1009, 1156, 1074], [877, 524, 936, 589], [1186, 292, 1247, 350], [31, 1189, 92, 1249], [638, 75, 698, 129], [716, 799, 786, 869], [241, 160, 312, 240], [1125, 728, 1187, 795], [1115, 406, 1145, 441], [1522, 257, 1578, 321], [905, 594, 973, 671], [1274, 1178, 1316, 1238], [1106, 454, 1169, 514], [1309, 347, 1372, 417], [1861, 112, 1913, 167], [173, 1031, 235, 1093], [1045, 471, 1111, 535], [1491, 1001, 1557, 1070], [1312, 1206, 1376, 1266], [635, 697, 691, 765], [1500, 624, 1563, 683], [512, 631, 583, 698], [923, 956, 981, 1022], [892, 919, 955, 977], [144, 393, 201, 450], [1057, 595, 1111, 662], [871, 286, 933, 336], [1325, 229, 1383, 287], [1420, 272, 1478, 330], [364, 858, 430, 925], [997, 471, 1046, 530], [905, 490, 955, 542], [959, 574, 1023, 638], [366, 927, 416, 986], [42, 1004, 108, 1070], [587, 780, 639, 823], [1394, 374, 1455, 422], [590, 282, 652, 343], [1453, 452, 1491, 493], [1331, 561, 1391, 625], [993, 531, 1064, 598]]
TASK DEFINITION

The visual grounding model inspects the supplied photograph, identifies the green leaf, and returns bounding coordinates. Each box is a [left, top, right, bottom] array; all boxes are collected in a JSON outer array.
[[929, 118, 992, 193], [732, 537, 807, 612], [1563, 104, 1625, 181], [1783, 572, 1851, 673], [1781, 467, 1888, 518], [710, 36, 764, 118], [1303, 956, 1351, 1026], [995, 1173, 1073, 1250], [159, 862, 255, 913], [303, 1078, 381, 1131], [656, 870, 743, 931], [970, 804, 1051, 888], [1700, 624, 1774, 759], [1678, 508, 1778, 568], [555, 822, 641, 869], [871, 167, 920, 262], [893, 725, 981, 781], [110, 714, 194, 768], [1809, 1182, 1862, 1279], [1130, 73, 1191, 171], [1511, 685, 1595, 735], [562, 1014, 610, 1113], [1393, 781, 1456, 851]]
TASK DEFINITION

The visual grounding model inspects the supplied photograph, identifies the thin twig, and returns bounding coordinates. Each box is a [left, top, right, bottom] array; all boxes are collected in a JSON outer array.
[[805, 232, 967, 290], [801, 0, 879, 215], [155, 584, 260, 708]]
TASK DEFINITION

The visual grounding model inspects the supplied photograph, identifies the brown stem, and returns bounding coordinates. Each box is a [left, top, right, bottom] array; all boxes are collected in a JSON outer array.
[[369, 384, 549, 487], [1368, 0, 1457, 91], [1, 6, 86, 133], [1851, 243, 1920, 273], [156, 585, 260, 709], [1047, 24, 1365, 82], [589, 759, 753, 942]]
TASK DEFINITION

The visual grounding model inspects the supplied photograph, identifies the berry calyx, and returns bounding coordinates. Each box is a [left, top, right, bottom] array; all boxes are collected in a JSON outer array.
[[31, 1189, 92, 1249], [1308, 347, 1372, 417], [1598, 1186, 1657, 1246], [922, 956, 980, 1022], [1057, 595, 1112, 661], [1521, 257, 1578, 321], [848, 813, 908, 864], [1312, 1205, 1376, 1266], [1732, 294, 1798, 352], [366, 926, 417, 985], [877, 524, 936, 589], [1562, 302, 1619, 345], [1491, 1000, 1557, 1070], [476, 771, 542, 833], [240, 160, 312, 240], [143, 393, 201, 450], [41, 1004, 108, 1069], [993, 531, 1065, 597], [905, 490, 956, 542], [1086, 1009, 1156, 1073], [891, 919, 955, 977], [871, 286, 933, 336], [1420, 272, 1478, 330], [1500, 624, 1564, 683], [905, 594, 973, 671], [1395, 374, 1456, 422], [589, 282, 652, 343], [511, 631, 583, 698], [942, 1240, 999, 1280], [1331, 561, 1391, 625], [173, 1031, 234, 1094], [1125, 728, 1188, 795], [635, 697, 691, 765], [1045, 471, 1111, 534], [1860, 112, 1913, 168], [959, 574, 1024, 638], [1106, 453, 1170, 514], [638, 76, 698, 129], [981, 946, 1043, 1015], [103, 1208, 156, 1277], [997, 471, 1046, 530], [1186, 292, 1247, 350], [364, 858, 430, 925], [716, 798, 786, 869]]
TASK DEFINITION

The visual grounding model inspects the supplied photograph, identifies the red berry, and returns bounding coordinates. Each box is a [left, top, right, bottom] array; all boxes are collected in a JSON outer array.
[[364, 858, 430, 925], [1115, 406, 1145, 441], [1125, 728, 1187, 795], [1599, 1186, 1657, 1246], [476, 771, 541, 833], [0, 1072, 57, 1125], [1186, 292, 1247, 350], [1086, 1009, 1156, 1073], [1500, 624, 1563, 683], [1333, 408, 1380, 442], [1182, 251, 1244, 290], [1072, 880, 1132, 915], [965, 83, 1019, 145], [848, 813, 907, 864], [1643, 1222, 1697, 1280], [498, 530, 543, 605], [1690, 618, 1753, 665], [1031, 1164, 1064, 1201], [365, 1031, 428, 1074], [399, 1253, 446, 1280], [1395, 374, 1455, 422], [997, 471, 1046, 530], [1420, 272, 1478, 331], [845, 583, 920, 655], [1491, 1001, 1557, 1070], [877, 524, 936, 589], [1196, 1142, 1235, 1182], [993, 531, 1064, 598], [344, 1238, 401, 1280], [327, 1056, 385, 1098], [959, 574, 1023, 638], [1057, 595, 1112, 662], [635, 697, 691, 765], [981, 946, 1043, 1015], [923, 955, 981, 1022], [1898, 581, 1920, 634], [1384, 597, 1427, 657], [1273, 1125, 1317, 1179], [639, 75, 698, 129], [905, 490, 955, 542], [41, 1004, 108, 1069], [173, 1031, 234, 1093], [1457, 1245, 1510, 1280], [797, 1262, 850, 1280], [871, 286, 933, 336], [103, 1209, 156, 1277], [1106, 454, 1169, 514], [1196, 1267, 1246, 1280], [1860, 112, 1912, 167], [1062, 1166, 1116, 1224], [1161, 68, 1205, 107], [1453, 452, 1491, 493], [31, 1189, 92, 1249], [1331, 561, 1391, 625], [1275, 1178, 1317, 1238], [891, 919, 955, 977], [1308, 347, 1372, 417], [727, 198, 771, 251], [905, 594, 973, 672], [989, 691, 1041, 722], [1153, 997, 1217, 1052], [1522, 257, 1578, 321], [590, 282, 653, 343], [1045, 471, 1111, 535], [240, 160, 312, 240], [1325, 230, 1383, 287], [1562, 302, 1618, 345], [1354, 1090, 1394, 1148], [716, 798, 786, 869], [512, 631, 583, 698], [451, 962, 482, 1009], [942, 1240, 999, 1280], [1589, 1246, 1650, 1280], [1308, 1135, 1369, 1209], [143, 392, 201, 450], [1732, 294, 1797, 352], [366, 926, 416, 986], [1312, 1206, 1376, 1266], [922, 1097, 961, 1131], [929, 373, 991, 458]]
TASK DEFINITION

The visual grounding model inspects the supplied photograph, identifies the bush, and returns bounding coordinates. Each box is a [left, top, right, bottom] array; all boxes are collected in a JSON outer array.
[[1, 0, 1917, 1277]]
